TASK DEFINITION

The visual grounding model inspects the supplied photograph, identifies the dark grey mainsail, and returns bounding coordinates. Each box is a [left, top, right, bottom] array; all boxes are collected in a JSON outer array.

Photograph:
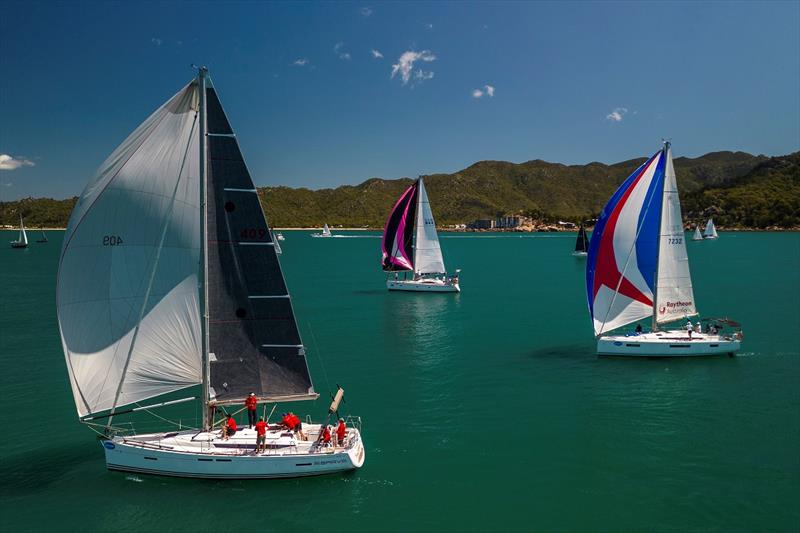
[[204, 82, 316, 405], [574, 224, 589, 253]]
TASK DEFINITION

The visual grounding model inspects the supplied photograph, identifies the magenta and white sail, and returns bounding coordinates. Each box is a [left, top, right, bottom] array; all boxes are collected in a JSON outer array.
[[381, 184, 417, 271]]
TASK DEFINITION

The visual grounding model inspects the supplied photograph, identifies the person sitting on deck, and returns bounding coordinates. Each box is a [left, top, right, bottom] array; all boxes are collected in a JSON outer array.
[[335, 418, 347, 446], [635, 324, 642, 335], [694, 322, 702, 334], [223, 414, 237, 440], [255, 416, 268, 453], [686, 320, 693, 339], [321, 425, 332, 447], [245, 392, 258, 428]]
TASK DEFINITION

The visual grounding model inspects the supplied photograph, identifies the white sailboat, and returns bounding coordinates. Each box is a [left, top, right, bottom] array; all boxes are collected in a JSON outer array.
[[10, 214, 28, 248], [703, 218, 719, 239], [586, 142, 741, 356], [691, 225, 703, 241], [276, 232, 285, 241], [311, 223, 333, 237], [382, 177, 460, 292], [56, 68, 364, 479]]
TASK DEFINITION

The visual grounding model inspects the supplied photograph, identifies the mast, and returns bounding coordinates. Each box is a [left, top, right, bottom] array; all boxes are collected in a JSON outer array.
[[198, 66, 211, 431], [651, 141, 669, 332]]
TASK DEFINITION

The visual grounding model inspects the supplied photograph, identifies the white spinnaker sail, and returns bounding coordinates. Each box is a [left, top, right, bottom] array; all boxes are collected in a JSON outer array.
[[19, 215, 27, 245], [655, 147, 697, 324], [57, 82, 203, 418], [413, 179, 446, 275], [704, 218, 718, 238]]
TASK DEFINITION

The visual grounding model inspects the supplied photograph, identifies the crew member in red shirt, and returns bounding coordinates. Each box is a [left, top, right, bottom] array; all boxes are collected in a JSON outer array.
[[254, 416, 268, 453], [335, 418, 347, 445], [223, 414, 237, 440], [322, 425, 332, 446], [245, 392, 258, 428], [281, 412, 297, 430]]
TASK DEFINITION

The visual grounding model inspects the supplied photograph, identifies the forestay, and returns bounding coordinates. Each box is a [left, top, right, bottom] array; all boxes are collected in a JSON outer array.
[[655, 146, 697, 323], [57, 82, 203, 418], [413, 179, 446, 275]]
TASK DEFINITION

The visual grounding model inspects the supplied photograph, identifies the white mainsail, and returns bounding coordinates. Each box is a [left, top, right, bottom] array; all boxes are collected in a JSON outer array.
[[413, 178, 446, 275], [18, 215, 28, 245], [655, 147, 697, 324], [322, 223, 331, 236], [57, 82, 203, 418], [704, 218, 718, 239], [692, 226, 703, 240]]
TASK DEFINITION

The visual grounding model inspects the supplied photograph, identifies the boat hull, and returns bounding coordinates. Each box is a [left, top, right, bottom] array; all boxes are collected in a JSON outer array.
[[102, 429, 365, 479], [10, 242, 27, 248], [571, 251, 588, 257], [387, 279, 460, 292], [597, 331, 740, 357]]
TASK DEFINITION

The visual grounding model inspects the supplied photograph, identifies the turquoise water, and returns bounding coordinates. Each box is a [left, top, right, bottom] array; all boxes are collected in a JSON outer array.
[[1, 230, 798, 532]]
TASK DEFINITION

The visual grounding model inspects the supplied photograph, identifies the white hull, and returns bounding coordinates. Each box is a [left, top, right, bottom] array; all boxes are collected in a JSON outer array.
[[102, 424, 365, 479], [387, 278, 460, 292], [704, 236, 718, 240], [597, 330, 740, 356], [572, 251, 588, 257]]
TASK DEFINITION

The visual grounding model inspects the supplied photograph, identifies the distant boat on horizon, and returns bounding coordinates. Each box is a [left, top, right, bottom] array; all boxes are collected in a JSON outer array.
[[36, 227, 48, 243], [587, 141, 741, 357], [10, 214, 28, 248], [692, 225, 703, 241], [381, 177, 460, 292], [311, 223, 334, 238], [704, 218, 719, 239], [572, 224, 589, 257]]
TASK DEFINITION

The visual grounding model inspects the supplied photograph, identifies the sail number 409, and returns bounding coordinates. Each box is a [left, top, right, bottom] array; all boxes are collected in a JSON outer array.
[[103, 235, 124, 246]]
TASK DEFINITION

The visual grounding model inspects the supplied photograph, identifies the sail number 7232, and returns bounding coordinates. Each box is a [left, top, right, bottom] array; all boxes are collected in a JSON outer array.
[[102, 235, 124, 246], [668, 237, 683, 244]]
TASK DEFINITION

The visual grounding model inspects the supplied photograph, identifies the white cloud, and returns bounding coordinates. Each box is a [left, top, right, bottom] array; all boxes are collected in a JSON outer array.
[[293, 58, 310, 66], [391, 50, 436, 85], [334, 42, 351, 60], [606, 107, 628, 122], [371, 49, 383, 59], [150, 37, 163, 46], [472, 85, 495, 99], [426, 23, 434, 30], [0, 154, 35, 170], [360, 6, 372, 17]]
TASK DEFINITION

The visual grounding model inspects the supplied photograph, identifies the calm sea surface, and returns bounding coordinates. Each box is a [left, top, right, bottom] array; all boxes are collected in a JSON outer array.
[[0, 230, 798, 532]]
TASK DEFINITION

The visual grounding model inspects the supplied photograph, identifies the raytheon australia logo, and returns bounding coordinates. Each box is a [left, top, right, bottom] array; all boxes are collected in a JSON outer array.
[[659, 300, 693, 315]]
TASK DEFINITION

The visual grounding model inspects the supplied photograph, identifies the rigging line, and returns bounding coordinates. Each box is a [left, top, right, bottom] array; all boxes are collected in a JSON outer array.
[[307, 321, 332, 396], [599, 153, 664, 334], [105, 113, 200, 427]]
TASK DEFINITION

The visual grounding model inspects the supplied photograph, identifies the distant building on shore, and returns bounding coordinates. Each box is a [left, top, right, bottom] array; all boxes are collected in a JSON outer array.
[[468, 215, 524, 230], [468, 219, 496, 229]]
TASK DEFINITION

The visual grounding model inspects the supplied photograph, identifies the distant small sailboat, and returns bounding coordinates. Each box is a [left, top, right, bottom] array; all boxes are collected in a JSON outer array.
[[311, 223, 333, 238], [382, 177, 460, 292], [692, 225, 703, 241], [36, 227, 48, 243], [572, 224, 589, 256], [703, 218, 718, 239], [10, 215, 28, 248], [587, 141, 741, 356], [271, 230, 283, 254], [276, 232, 285, 241]]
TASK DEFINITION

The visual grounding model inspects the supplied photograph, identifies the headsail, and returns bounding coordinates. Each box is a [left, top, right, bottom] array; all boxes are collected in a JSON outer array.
[[18, 215, 28, 245], [413, 178, 446, 275], [204, 81, 316, 404], [655, 145, 697, 324], [381, 183, 417, 271], [586, 149, 665, 336], [57, 82, 203, 418], [704, 218, 718, 239]]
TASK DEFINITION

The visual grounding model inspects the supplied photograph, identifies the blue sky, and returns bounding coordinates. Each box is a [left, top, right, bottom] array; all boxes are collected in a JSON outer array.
[[1, 1, 798, 200]]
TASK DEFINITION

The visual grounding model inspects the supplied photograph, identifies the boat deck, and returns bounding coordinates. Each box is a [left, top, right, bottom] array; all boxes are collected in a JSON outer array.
[[116, 423, 357, 457]]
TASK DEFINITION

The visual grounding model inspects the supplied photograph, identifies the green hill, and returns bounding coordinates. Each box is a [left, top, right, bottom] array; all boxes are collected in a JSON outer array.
[[2, 150, 797, 230]]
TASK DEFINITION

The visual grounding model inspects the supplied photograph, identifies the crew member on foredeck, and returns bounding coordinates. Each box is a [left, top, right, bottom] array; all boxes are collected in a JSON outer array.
[[223, 414, 237, 440], [686, 320, 693, 339], [321, 425, 332, 446], [245, 392, 258, 428]]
